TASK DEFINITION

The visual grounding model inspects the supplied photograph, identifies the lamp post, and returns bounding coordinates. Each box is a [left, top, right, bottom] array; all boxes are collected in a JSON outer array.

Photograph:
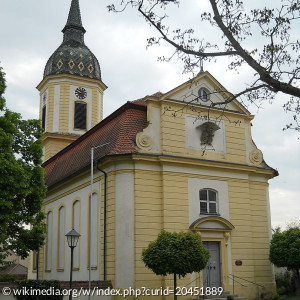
[[66, 229, 81, 300]]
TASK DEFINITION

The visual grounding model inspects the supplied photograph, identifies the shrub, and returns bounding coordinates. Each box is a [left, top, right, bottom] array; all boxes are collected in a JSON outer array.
[[275, 270, 295, 295], [270, 295, 280, 300], [277, 285, 286, 295], [14, 280, 63, 300], [0, 274, 16, 282]]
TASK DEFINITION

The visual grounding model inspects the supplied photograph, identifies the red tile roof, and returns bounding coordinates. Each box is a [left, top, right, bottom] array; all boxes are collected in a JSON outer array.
[[131, 91, 163, 106], [43, 101, 147, 188]]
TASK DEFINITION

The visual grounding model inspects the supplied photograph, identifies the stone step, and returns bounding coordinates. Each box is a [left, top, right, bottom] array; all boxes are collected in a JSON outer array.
[[197, 292, 247, 300], [203, 292, 235, 299], [201, 298, 246, 300]]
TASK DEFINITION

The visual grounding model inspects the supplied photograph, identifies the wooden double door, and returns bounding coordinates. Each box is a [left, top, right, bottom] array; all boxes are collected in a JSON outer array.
[[203, 241, 221, 288]]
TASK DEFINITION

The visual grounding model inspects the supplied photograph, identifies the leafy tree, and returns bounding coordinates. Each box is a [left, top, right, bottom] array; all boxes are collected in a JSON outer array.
[[142, 230, 209, 300], [108, 0, 300, 131], [0, 65, 46, 265], [269, 226, 300, 296]]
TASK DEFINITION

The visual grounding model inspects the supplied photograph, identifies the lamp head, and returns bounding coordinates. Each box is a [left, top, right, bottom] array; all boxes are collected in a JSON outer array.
[[66, 229, 81, 248]]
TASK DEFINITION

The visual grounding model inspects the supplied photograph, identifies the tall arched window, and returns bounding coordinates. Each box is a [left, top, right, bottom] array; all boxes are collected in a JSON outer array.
[[74, 101, 87, 130], [89, 193, 98, 268], [199, 189, 218, 214], [72, 200, 80, 269], [42, 105, 46, 131], [46, 211, 53, 270], [57, 206, 65, 270]]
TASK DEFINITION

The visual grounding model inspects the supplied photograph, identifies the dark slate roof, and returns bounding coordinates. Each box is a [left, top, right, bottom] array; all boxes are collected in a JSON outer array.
[[43, 0, 101, 81], [43, 101, 148, 188], [62, 0, 85, 33]]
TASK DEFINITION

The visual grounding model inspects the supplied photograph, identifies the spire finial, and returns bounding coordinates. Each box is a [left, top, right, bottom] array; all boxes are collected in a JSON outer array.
[[200, 58, 204, 73], [62, 0, 86, 34], [197, 58, 204, 76]]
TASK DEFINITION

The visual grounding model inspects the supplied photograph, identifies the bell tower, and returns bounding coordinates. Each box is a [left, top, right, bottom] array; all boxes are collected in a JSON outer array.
[[37, 0, 107, 161]]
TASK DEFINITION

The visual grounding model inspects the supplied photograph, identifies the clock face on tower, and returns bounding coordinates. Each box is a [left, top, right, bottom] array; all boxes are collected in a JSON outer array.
[[75, 87, 87, 99]]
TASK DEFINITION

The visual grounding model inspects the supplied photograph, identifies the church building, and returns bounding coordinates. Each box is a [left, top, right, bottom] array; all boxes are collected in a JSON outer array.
[[28, 1, 278, 299]]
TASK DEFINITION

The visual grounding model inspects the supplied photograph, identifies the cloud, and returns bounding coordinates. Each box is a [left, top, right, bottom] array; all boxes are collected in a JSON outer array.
[[270, 188, 300, 229], [0, 0, 299, 231]]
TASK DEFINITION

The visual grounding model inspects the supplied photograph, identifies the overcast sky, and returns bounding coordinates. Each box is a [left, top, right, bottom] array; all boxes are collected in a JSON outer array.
[[0, 0, 299, 229]]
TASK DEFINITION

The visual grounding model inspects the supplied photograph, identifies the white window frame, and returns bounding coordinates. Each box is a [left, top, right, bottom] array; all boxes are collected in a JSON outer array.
[[199, 188, 218, 215]]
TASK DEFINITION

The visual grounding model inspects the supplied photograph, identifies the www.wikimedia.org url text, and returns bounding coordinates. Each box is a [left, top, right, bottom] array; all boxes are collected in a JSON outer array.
[[2, 286, 224, 298]]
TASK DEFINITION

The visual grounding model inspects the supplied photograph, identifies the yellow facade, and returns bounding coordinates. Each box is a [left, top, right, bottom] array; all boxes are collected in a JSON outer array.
[[29, 72, 277, 300], [129, 73, 276, 298]]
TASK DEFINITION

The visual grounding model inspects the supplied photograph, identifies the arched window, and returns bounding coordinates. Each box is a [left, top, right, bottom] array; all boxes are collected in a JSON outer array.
[[198, 88, 210, 102], [199, 189, 218, 214], [88, 193, 98, 268], [57, 206, 65, 270], [74, 101, 87, 130], [46, 211, 53, 270], [42, 105, 46, 131], [72, 200, 80, 269]]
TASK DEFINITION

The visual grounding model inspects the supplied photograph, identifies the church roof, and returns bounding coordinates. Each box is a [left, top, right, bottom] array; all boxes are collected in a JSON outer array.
[[62, 0, 85, 33], [43, 0, 101, 81], [43, 101, 148, 188]]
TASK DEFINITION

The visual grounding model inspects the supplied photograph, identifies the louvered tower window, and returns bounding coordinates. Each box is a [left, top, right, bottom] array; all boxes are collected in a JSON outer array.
[[42, 106, 46, 131], [74, 101, 87, 130]]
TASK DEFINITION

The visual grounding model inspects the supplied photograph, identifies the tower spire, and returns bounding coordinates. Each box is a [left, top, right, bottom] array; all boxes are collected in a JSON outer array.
[[43, 0, 102, 81], [62, 0, 86, 34]]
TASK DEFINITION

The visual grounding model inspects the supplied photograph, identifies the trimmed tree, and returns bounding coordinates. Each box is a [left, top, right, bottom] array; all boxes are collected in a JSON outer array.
[[142, 230, 210, 300], [0, 65, 46, 265], [269, 226, 300, 296]]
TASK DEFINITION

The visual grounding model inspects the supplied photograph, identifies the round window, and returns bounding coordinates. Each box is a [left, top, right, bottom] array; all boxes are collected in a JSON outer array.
[[198, 88, 209, 102]]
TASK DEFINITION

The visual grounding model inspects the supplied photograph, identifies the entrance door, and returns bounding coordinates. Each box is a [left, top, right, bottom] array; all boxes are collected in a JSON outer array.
[[203, 241, 221, 288]]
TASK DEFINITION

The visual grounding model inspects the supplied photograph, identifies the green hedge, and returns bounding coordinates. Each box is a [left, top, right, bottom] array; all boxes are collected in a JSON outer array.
[[0, 274, 16, 282], [0, 274, 27, 282], [14, 280, 63, 300]]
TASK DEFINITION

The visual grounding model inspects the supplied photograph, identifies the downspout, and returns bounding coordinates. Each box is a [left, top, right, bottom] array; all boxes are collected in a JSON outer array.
[[96, 161, 107, 281]]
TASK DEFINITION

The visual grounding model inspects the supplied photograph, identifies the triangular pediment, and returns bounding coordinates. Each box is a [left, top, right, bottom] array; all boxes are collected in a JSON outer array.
[[161, 71, 250, 115]]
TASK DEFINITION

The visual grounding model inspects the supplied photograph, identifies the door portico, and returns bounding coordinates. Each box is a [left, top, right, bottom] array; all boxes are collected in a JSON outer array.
[[190, 216, 234, 290]]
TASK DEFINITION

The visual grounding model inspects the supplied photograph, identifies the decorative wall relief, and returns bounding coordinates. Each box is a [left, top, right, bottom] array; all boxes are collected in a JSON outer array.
[[136, 132, 153, 150], [249, 149, 263, 165], [197, 121, 220, 145]]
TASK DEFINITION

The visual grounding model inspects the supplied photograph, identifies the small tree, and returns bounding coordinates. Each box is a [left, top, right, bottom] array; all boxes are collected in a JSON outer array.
[[269, 226, 300, 296], [142, 230, 209, 300]]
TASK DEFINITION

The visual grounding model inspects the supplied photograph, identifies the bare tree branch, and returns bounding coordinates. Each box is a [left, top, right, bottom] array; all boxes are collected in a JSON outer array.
[[137, 2, 238, 58], [108, 0, 300, 132]]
